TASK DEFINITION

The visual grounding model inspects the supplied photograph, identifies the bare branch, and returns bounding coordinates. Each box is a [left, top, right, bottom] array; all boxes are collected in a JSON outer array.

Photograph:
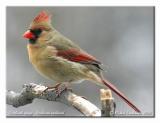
[[6, 83, 101, 116], [100, 89, 115, 117]]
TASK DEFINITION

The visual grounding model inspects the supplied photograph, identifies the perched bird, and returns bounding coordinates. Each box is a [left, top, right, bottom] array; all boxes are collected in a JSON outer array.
[[23, 11, 141, 113]]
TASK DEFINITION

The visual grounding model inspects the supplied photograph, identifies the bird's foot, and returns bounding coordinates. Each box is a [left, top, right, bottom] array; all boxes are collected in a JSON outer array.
[[42, 83, 72, 98], [43, 83, 61, 93], [54, 83, 67, 98]]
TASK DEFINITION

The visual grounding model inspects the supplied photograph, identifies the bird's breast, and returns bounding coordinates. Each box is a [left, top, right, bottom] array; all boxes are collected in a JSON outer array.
[[27, 44, 38, 64], [27, 44, 44, 65]]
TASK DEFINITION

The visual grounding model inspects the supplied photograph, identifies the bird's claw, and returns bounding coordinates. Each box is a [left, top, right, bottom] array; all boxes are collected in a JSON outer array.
[[54, 83, 72, 98], [40, 83, 72, 99]]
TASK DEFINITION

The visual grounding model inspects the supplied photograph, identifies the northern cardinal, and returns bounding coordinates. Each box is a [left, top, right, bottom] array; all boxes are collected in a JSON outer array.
[[23, 11, 141, 113]]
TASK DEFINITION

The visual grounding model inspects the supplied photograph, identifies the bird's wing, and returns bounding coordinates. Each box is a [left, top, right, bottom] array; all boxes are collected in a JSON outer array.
[[57, 48, 101, 65], [48, 32, 101, 66]]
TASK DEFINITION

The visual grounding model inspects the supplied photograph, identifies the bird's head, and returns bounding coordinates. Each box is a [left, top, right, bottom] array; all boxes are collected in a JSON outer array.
[[23, 11, 53, 45]]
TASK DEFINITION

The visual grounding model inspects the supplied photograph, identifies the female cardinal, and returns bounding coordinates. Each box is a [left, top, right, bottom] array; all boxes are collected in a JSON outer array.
[[23, 11, 141, 113]]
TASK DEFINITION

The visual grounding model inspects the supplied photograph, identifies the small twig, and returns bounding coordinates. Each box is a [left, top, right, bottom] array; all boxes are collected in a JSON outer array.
[[100, 89, 116, 117], [6, 83, 101, 116]]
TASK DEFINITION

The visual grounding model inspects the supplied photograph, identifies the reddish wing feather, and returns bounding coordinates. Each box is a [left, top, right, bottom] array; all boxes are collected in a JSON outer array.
[[57, 48, 101, 64]]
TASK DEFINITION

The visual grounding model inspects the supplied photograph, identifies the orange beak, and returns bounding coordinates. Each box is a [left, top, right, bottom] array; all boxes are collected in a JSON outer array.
[[23, 30, 35, 39]]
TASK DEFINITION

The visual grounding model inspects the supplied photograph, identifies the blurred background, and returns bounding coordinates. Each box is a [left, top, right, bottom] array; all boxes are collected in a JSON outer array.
[[6, 7, 154, 117]]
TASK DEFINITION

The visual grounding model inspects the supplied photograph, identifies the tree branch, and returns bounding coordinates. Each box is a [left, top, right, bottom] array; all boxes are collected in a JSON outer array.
[[100, 89, 115, 117], [6, 83, 101, 116]]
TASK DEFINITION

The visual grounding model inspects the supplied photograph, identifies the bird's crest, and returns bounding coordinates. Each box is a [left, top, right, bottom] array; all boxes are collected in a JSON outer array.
[[33, 11, 51, 23]]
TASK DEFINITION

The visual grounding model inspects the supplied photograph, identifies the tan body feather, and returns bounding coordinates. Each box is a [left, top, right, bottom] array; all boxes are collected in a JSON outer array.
[[27, 43, 100, 83]]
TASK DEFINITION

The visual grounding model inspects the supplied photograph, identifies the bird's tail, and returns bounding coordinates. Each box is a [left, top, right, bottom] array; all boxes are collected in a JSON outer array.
[[101, 79, 141, 113]]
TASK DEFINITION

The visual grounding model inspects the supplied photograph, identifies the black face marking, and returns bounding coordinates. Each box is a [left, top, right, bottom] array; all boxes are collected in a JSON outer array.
[[29, 39, 36, 44], [30, 28, 42, 38], [29, 28, 42, 44]]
